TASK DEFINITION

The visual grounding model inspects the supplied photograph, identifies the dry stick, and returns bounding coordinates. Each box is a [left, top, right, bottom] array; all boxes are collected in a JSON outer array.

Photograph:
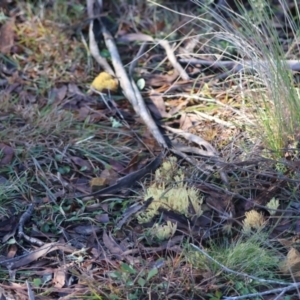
[[100, 27, 168, 148], [179, 58, 300, 72], [86, 1, 167, 148], [86, 0, 94, 18], [18, 203, 34, 238], [224, 284, 300, 300], [194, 110, 235, 128], [26, 281, 35, 300], [117, 33, 190, 80], [154, 37, 187, 77], [163, 93, 255, 125], [158, 39, 190, 80], [273, 289, 287, 300], [129, 42, 148, 77], [163, 125, 229, 185], [163, 125, 219, 157], [88, 21, 115, 76], [18, 203, 44, 247], [87, 0, 114, 75]]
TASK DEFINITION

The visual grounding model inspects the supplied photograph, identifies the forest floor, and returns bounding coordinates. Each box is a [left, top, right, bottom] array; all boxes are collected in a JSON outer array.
[[0, 0, 300, 299]]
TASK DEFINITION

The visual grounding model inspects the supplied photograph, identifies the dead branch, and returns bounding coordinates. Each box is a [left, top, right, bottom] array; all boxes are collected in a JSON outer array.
[[163, 125, 219, 156], [86, 0, 168, 148], [179, 58, 300, 72], [117, 33, 190, 80], [88, 21, 115, 75], [100, 27, 168, 148], [224, 283, 300, 300]]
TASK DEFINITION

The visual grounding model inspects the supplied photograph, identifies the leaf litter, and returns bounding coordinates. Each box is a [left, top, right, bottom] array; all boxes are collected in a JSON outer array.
[[0, 0, 300, 299]]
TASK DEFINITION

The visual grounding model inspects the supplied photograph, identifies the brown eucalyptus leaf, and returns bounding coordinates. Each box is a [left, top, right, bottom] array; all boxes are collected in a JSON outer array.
[[53, 268, 66, 288], [0, 17, 15, 54], [102, 230, 124, 257], [281, 247, 300, 278], [0, 143, 14, 166]]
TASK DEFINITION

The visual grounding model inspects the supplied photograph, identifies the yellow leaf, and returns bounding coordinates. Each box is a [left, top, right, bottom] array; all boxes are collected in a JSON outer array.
[[90, 72, 118, 92], [90, 177, 108, 192]]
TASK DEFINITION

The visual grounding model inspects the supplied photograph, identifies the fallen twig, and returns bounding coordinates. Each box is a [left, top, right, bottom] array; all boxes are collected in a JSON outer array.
[[26, 281, 35, 300], [193, 110, 235, 128], [0, 242, 75, 269], [101, 27, 168, 148], [129, 42, 148, 77], [86, 0, 168, 148], [224, 283, 300, 300], [163, 125, 219, 156], [18, 204, 44, 247], [18, 203, 34, 238], [163, 125, 229, 185], [158, 39, 189, 80], [88, 19, 115, 75], [67, 153, 163, 199], [179, 58, 300, 79], [117, 33, 190, 80]]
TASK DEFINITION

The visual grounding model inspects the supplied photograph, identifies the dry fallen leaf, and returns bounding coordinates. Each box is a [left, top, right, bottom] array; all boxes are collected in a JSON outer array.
[[7, 244, 17, 259], [95, 213, 110, 223], [143, 69, 179, 87], [90, 72, 118, 92], [281, 247, 300, 278], [90, 177, 109, 192], [100, 168, 119, 184], [0, 243, 75, 269], [53, 268, 66, 288], [70, 156, 92, 171], [49, 85, 68, 104], [147, 92, 171, 119], [90, 167, 120, 192], [0, 17, 15, 54], [102, 230, 124, 257], [0, 143, 14, 166]]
